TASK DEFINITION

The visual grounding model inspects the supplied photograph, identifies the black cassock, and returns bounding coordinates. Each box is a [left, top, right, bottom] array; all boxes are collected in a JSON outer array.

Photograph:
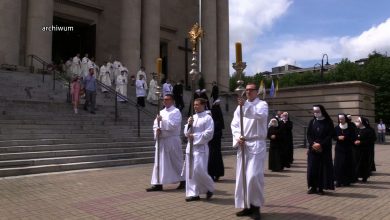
[[307, 118, 335, 190], [278, 120, 293, 167], [334, 124, 357, 186], [354, 127, 376, 180], [208, 104, 225, 180], [267, 126, 283, 172]]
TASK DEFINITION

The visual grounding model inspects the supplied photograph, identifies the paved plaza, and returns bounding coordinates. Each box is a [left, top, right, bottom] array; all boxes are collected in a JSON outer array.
[[0, 144, 389, 220]]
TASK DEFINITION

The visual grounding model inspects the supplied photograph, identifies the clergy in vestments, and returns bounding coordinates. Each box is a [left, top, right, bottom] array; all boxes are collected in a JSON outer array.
[[112, 60, 122, 84], [70, 53, 81, 76], [135, 75, 147, 107], [268, 118, 283, 172], [116, 68, 128, 102], [208, 99, 225, 181], [147, 75, 159, 105], [162, 79, 173, 97], [187, 89, 201, 117], [184, 98, 215, 202], [99, 62, 111, 93], [334, 114, 357, 187], [146, 94, 185, 192], [136, 66, 147, 83], [81, 53, 90, 77], [307, 105, 335, 195], [231, 82, 268, 220]]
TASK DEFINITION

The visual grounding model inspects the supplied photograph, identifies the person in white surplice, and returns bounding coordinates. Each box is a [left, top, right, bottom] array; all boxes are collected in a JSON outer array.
[[145, 94, 185, 192], [116, 68, 128, 102], [81, 53, 90, 77], [231, 82, 268, 220], [147, 74, 159, 105], [99, 62, 111, 93], [70, 53, 81, 76], [183, 98, 215, 202]]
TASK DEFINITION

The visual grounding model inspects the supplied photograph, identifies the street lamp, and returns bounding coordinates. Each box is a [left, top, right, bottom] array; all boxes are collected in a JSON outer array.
[[313, 63, 321, 72], [320, 54, 330, 80]]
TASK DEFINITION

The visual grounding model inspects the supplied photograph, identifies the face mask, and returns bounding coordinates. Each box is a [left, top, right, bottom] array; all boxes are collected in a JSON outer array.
[[314, 112, 322, 118]]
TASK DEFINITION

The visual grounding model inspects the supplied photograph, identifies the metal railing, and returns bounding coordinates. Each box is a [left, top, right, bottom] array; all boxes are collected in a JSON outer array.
[[27, 54, 156, 137]]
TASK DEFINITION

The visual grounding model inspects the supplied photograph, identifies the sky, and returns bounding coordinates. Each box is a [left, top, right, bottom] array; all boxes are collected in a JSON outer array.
[[229, 0, 390, 75]]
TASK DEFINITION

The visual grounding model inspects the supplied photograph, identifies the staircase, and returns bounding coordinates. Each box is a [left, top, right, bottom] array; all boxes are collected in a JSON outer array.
[[0, 69, 235, 177]]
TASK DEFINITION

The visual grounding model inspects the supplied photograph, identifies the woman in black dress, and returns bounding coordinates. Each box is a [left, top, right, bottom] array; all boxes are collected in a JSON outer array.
[[306, 105, 335, 195]]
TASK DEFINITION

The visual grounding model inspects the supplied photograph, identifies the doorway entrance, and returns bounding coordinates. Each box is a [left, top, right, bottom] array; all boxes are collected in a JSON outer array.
[[52, 16, 96, 64]]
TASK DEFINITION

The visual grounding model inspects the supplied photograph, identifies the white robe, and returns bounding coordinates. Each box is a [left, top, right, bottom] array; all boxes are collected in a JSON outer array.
[[81, 57, 90, 77], [106, 62, 114, 81], [231, 98, 268, 208], [99, 65, 111, 92], [135, 79, 147, 97], [113, 61, 122, 83], [184, 111, 214, 197], [151, 105, 184, 184], [137, 70, 147, 83], [162, 83, 173, 97], [70, 56, 81, 76], [116, 74, 128, 101], [65, 60, 72, 76], [147, 79, 159, 104]]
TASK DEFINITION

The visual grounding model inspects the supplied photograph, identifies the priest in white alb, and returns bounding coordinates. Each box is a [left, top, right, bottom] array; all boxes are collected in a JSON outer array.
[[147, 74, 159, 105], [231, 82, 268, 220], [183, 98, 215, 202], [81, 53, 90, 77], [146, 94, 185, 192], [99, 62, 111, 93], [116, 67, 128, 102]]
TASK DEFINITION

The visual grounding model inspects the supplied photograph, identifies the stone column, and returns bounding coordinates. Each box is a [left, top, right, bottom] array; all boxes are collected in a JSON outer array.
[[201, 0, 217, 92], [141, 0, 160, 82], [120, 0, 141, 76], [26, 0, 53, 66], [0, 0, 21, 65], [217, 0, 229, 92]]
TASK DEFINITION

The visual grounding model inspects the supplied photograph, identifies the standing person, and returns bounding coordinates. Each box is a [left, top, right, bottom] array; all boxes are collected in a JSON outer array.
[[99, 62, 111, 93], [162, 78, 173, 97], [354, 117, 376, 182], [81, 53, 90, 77], [208, 99, 225, 181], [83, 66, 97, 114], [187, 89, 201, 117], [184, 98, 215, 202], [306, 105, 335, 195], [231, 83, 268, 220], [334, 114, 357, 187], [281, 112, 294, 167], [136, 74, 147, 107], [136, 66, 147, 83], [268, 118, 283, 172], [173, 80, 185, 111], [70, 75, 81, 114], [146, 94, 185, 192], [147, 74, 159, 105], [116, 68, 128, 102], [210, 81, 219, 102], [65, 57, 72, 77], [112, 60, 122, 85], [377, 119, 386, 143], [70, 53, 81, 76]]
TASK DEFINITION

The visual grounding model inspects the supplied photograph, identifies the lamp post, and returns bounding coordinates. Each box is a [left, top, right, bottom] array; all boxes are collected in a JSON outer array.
[[320, 54, 329, 80], [313, 63, 321, 72]]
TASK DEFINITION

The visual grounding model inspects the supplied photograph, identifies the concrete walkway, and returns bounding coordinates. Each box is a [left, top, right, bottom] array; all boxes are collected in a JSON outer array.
[[0, 144, 389, 220]]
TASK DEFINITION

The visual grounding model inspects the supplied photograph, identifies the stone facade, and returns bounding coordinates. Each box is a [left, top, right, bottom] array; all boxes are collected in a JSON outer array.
[[0, 0, 229, 91]]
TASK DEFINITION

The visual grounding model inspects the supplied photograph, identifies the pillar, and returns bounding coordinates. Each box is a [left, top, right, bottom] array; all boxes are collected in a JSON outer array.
[[0, 0, 21, 65]]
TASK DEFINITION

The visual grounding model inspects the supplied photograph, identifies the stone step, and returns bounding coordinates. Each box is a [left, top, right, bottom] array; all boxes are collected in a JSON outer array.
[[0, 133, 153, 140]]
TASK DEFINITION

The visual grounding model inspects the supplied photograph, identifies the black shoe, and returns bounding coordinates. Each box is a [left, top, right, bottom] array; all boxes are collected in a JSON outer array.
[[185, 196, 200, 202], [213, 176, 220, 182], [90, 111, 96, 114], [307, 187, 317, 194], [318, 189, 325, 195], [145, 185, 163, 192], [206, 191, 213, 200], [250, 204, 261, 220], [236, 208, 252, 217], [176, 181, 185, 190]]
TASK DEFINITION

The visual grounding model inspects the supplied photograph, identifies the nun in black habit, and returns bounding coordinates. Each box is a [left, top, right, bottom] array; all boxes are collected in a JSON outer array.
[[354, 116, 376, 182], [207, 99, 225, 181], [267, 118, 284, 172], [306, 105, 335, 195], [334, 114, 357, 187]]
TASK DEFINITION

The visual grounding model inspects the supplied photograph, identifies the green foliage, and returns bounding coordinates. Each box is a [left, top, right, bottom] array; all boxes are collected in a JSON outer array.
[[229, 51, 390, 122]]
